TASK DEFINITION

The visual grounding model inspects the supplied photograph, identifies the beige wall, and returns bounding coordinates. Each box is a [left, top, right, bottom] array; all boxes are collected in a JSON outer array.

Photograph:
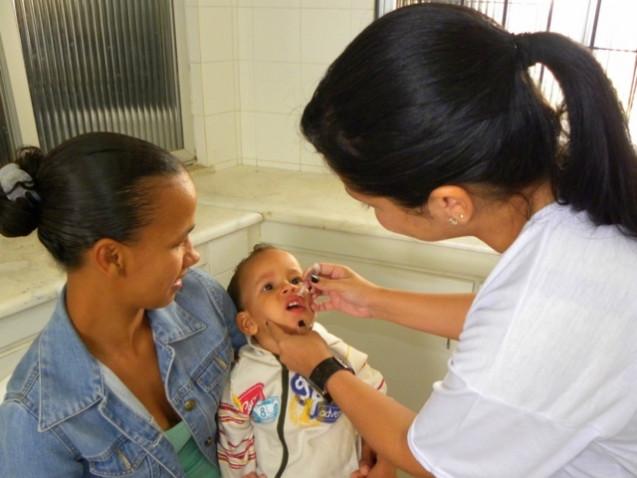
[[185, 0, 375, 170]]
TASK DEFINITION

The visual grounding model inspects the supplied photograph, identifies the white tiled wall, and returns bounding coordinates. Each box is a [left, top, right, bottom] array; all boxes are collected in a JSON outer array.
[[187, 1, 240, 169], [185, 0, 375, 172]]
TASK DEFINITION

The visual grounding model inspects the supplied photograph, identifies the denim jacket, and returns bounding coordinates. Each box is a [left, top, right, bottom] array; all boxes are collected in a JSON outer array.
[[0, 268, 245, 477]]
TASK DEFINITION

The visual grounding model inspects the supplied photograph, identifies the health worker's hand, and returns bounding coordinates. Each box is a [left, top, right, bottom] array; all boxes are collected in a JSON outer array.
[[304, 262, 380, 318], [266, 321, 332, 377]]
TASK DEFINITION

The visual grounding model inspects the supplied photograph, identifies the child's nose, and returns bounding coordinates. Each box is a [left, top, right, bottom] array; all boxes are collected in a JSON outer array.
[[281, 281, 300, 295]]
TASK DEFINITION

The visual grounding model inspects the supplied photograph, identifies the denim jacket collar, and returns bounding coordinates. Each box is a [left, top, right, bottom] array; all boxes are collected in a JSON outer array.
[[38, 287, 208, 431]]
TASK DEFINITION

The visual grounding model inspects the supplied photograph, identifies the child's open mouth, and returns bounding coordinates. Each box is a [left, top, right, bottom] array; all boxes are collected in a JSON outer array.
[[286, 300, 305, 311], [285, 295, 307, 313], [284, 296, 314, 332]]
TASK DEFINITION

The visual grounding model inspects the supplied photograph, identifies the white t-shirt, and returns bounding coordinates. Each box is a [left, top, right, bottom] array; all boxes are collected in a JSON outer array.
[[408, 203, 637, 477]]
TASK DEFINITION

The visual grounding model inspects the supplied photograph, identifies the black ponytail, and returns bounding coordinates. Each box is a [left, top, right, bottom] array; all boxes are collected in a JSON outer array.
[[301, 3, 637, 236], [516, 32, 637, 235]]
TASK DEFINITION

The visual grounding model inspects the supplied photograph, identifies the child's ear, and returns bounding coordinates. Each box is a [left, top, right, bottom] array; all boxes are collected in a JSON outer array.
[[236, 311, 258, 336]]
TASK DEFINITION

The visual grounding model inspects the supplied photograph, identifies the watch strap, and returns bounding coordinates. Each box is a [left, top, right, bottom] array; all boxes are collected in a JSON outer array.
[[308, 356, 353, 402]]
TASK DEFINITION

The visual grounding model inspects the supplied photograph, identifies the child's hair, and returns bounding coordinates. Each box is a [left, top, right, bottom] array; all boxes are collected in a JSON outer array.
[[301, 3, 637, 236], [227, 243, 277, 311], [0, 132, 185, 269]]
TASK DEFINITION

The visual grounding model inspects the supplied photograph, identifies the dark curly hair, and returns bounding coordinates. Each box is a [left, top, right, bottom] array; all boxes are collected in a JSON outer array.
[[226, 243, 277, 311]]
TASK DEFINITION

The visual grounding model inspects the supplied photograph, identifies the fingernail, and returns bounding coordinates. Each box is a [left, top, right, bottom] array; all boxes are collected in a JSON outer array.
[[310, 274, 320, 283]]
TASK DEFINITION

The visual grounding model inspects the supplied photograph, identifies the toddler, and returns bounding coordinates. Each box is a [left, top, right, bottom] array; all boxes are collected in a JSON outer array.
[[217, 244, 390, 478]]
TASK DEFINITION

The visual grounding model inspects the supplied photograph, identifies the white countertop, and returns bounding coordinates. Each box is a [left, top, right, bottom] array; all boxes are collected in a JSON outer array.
[[191, 166, 496, 254], [0, 165, 498, 319]]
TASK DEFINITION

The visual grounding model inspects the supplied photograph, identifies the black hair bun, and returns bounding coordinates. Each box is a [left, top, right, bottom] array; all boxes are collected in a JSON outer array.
[[0, 147, 44, 238], [15, 146, 44, 179]]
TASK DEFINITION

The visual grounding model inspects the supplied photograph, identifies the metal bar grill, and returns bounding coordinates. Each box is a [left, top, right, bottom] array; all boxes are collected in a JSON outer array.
[[0, 89, 15, 165], [13, 0, 183, 152], [0, 38, 18, 165], [392, 0, 636, 134]]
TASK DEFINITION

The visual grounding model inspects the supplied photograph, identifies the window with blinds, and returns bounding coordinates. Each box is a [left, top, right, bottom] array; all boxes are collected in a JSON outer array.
[[13, 0, 183, 153], [386, 0, 637, 138]]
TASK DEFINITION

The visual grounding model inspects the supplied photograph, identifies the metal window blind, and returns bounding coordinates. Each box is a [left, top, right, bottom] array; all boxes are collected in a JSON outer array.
[[14, 0, 183, 153], [0, 38, 18, 165], [394, 0, 637, 135]]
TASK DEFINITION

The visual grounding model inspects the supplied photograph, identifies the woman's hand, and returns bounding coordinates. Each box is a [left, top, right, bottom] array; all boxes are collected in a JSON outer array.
[[305, 263, 381, 318], [265, 321, 332, 377]]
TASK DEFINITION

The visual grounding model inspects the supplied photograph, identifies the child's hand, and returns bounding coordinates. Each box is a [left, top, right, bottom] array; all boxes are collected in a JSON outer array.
[[352, 441, 397, 478], [351, 458, 397, 478], [351, 439, 376, 477], [351, 464, 371, 477], [368, 458, 397, 478]]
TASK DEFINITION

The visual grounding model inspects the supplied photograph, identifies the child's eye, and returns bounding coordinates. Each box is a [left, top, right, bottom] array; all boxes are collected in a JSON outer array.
[[261, 283, 273, 292], [290, 277, 302, 285]]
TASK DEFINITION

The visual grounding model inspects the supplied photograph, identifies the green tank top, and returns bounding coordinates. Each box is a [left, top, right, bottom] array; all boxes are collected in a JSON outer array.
[[164, 421, 220, 478]]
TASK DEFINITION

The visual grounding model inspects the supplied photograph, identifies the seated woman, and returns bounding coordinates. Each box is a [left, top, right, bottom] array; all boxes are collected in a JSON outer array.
[[0, 132, 245, 477]]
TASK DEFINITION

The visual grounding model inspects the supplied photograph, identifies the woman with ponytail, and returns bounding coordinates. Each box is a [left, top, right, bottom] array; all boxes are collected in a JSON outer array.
[[268, 3, 637, 477], [0, 133, 246, 477]]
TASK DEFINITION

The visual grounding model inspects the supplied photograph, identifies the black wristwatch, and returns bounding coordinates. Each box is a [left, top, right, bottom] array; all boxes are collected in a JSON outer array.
[[308, 356, 354, 402]]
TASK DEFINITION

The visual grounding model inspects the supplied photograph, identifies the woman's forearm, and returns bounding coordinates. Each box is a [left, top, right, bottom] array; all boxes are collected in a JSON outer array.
[[368, 289, 475, 340], [326, 370, 433, 477]]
